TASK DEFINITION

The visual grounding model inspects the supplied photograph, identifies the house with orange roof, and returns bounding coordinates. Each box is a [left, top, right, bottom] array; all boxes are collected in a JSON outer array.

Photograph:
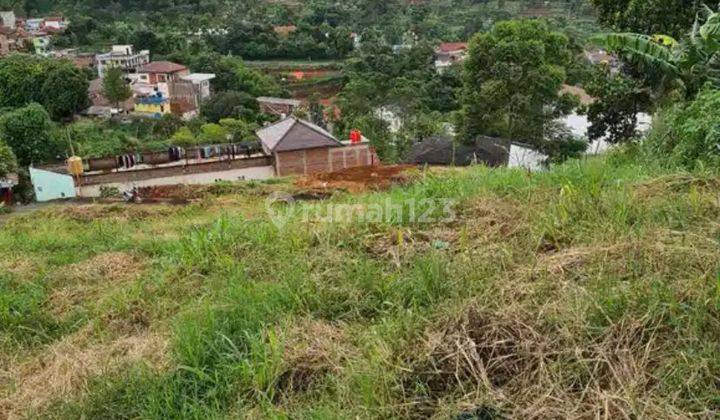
[[434, 42, 469, 71]]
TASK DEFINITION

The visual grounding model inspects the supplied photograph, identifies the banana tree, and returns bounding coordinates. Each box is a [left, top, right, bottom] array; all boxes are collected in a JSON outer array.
[[593, 5, 720, 100]]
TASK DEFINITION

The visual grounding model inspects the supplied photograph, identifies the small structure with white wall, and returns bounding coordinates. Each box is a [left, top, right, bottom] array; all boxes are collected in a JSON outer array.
[[508, 142, 548, 171], [29, 167, 77, 202]]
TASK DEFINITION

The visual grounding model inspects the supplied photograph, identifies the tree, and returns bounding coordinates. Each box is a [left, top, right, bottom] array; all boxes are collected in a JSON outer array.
[[308, 93, 325, 127], [539, 121, 588, 163], [590, 0, 698, 39], [198, 123, 229, 143], [200, 91, 260, 123], [0, 104, 61, 166], [40, 63, 90, 120], [170, 127, 197, 146], [457, 19, 578, 146], [0, 140, 17, 179], [219, 118, 257, 142], [594, 7, 720, 101], [103, 66, 132, 108], [583, 66, 652, 144], [0, 54, 89, 120]]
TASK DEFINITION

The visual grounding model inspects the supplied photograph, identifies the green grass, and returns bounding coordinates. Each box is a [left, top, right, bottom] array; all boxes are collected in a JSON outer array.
[[2, 153, 720, 418]]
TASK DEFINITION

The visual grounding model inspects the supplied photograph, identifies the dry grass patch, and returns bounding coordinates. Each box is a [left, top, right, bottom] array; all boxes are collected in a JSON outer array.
[[633, 174, 720, 200], [278, 319, 356, 393], [46, 252, 146, 318], [407, 305, 688, 419], [57, 204, 177, 222], [0, 255, 40, 279], [0, 324, 169, 419]]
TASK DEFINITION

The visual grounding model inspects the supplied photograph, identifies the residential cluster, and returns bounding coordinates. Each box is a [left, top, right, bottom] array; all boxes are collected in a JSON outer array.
[[88, 44, 215, 120], [0, 10, 69, 56]]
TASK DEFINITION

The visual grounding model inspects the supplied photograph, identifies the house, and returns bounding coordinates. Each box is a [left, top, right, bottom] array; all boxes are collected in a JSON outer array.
[[0, 26, 26, 57], [257, 117, 376, 176], [24, 18, 43, 33], [136, 61, 190, 99], [49, 49, 96, 69], [43, 16, 67, 32], [585, 48, 620, 74], [96, 45, 150, 78], [434, 42, 468, 71], [168, 79, 203, 120], [134, 92, 171, 118], [180, 73, 216, 101], [137, 61, 189, 85], [130, 62, 215, 120], [257, 97, 302, 118], [0, 173, 17, 205], [0, 11, 15, 29], [32, 34, 50, 56]]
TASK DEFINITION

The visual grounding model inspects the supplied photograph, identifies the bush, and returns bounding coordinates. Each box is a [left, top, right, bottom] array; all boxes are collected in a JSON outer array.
[[643, 87, 720, 170]]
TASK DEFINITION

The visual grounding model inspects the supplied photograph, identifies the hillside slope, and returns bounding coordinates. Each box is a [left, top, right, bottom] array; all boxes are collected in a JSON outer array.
[[1, 156, 719, 418]]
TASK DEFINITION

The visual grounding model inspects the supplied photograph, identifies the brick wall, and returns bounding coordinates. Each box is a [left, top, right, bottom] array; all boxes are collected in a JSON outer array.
[[275, 144, 375, 176]]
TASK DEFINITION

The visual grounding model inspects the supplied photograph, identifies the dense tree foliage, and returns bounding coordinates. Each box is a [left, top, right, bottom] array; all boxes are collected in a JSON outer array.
[[590, 0, 698, 38], [25, 0, 598, 61], [165, 52, 287, 97], [643, 86, 720, 169], [458, 19, 578, 146], [0, 104, 62, 166], [595, 7, 720, 101], [200, 91, 261, 123], [0, 140, 16, 179], [0, 54, 89, 120], [583, 67, 651, 144]]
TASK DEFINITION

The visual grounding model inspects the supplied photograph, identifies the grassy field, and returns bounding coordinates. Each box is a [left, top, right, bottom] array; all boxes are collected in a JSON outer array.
[[1, 154, 720, 418]]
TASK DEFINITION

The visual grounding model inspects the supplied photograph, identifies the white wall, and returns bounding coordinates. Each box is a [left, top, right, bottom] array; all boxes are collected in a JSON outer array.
[[508, 143, 547, 172], [561, 112, 652, 155], [79, 165, 275, 197]]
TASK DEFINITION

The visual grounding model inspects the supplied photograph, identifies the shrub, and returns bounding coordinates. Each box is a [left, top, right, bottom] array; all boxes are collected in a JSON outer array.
[[643, 87, 720, 170]]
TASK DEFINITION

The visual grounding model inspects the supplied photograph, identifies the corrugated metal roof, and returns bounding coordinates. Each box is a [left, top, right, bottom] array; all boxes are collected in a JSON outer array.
[[257, 117, 342, 154]]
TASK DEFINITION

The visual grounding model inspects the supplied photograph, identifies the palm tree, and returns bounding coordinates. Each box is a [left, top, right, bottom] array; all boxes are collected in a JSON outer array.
[[593, 5, 720, 100]]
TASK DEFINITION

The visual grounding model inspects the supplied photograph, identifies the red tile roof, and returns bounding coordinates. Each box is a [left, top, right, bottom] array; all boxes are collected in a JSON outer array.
[[437, 42, 468, 53], [139, 61, 188, 74]]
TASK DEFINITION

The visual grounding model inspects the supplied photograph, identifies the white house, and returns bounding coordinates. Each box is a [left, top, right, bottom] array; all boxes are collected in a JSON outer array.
[[0, 11, 15, 29], [96, 45, 151, 78], [180, 73, 216, 100]]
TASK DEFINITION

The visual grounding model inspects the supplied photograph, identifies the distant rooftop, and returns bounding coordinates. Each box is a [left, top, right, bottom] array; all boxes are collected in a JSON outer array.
[[257, 96, 302, 106], [139, 61, 188, 74], [437, 42, 468, 53], [181, 73, 216, 82]]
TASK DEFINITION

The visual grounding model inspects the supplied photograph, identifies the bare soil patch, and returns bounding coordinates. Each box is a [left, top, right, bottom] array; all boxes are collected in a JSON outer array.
[[296, 165, 417, 193]]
